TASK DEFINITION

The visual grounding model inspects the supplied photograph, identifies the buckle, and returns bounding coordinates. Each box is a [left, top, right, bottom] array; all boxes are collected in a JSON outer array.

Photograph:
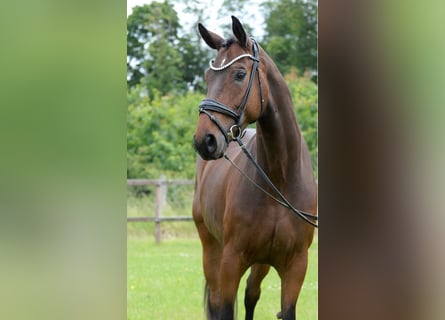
[[228, 125, 242, 140]]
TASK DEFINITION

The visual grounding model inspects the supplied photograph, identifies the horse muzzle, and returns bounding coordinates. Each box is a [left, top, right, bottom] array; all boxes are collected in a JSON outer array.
[[193, 133, 226, 160]]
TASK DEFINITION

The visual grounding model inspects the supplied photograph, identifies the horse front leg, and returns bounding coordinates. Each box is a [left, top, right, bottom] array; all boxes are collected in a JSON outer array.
[[218, 245, 249, 320], [276, 253, 309, 320], [244, 264, 270, 320], [195, 221, 223, 320]]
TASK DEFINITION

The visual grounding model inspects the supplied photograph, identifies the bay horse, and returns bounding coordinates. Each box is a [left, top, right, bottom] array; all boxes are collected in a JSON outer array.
[[192, 16, 317, 320]]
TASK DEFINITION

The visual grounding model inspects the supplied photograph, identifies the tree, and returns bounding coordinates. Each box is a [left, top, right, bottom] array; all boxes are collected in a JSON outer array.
[[219, 0, 256, 35], [127, 1, 185, 96], [173, 0, 215, 93], [262, 0, 317, 77]]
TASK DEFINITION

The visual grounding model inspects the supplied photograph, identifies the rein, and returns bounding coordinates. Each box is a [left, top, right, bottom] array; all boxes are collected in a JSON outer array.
[[225, 138, 319, 228], [198, 38, 318, 228]]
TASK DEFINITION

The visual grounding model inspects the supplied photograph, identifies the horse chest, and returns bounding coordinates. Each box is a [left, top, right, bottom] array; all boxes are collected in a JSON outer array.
[[223, 199, 303, 260]]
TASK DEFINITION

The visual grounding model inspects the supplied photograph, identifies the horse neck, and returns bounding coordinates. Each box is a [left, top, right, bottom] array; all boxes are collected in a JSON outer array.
[[255, 56, 302, 188]]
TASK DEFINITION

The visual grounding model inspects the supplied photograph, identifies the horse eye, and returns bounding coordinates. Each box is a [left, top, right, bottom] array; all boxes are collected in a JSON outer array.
[[234, 70, 247, 81]]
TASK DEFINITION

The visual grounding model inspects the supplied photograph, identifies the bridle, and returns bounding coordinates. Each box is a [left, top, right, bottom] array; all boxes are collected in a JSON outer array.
[[197, 38, 318, 228], [198, 38, 263, 143]]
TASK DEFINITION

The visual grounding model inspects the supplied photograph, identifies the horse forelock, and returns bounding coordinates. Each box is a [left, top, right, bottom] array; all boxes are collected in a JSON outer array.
[[221, 37, 235, 48], [221, 36, 255, 50]]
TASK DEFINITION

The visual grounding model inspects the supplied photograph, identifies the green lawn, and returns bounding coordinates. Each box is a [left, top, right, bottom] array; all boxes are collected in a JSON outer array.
[[127, 235, 318, 319]]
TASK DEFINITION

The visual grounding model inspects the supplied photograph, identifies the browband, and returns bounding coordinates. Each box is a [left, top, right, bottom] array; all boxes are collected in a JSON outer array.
[[209, 53, 258, 72]]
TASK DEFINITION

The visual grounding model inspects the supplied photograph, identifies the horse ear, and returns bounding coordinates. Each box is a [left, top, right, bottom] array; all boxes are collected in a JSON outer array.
[[231, 16, 247, 47], [198, 23, 223, 50]]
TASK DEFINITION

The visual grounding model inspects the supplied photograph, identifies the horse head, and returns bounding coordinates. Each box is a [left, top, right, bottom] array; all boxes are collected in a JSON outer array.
[[193, 16, 268, 160]]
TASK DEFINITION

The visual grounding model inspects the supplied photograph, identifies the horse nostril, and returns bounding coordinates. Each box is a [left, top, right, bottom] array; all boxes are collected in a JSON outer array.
[[205, 134, 217, 154]]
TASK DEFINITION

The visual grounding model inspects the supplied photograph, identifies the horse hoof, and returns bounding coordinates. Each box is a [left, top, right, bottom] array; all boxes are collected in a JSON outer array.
[[276, 311, 283, 319]]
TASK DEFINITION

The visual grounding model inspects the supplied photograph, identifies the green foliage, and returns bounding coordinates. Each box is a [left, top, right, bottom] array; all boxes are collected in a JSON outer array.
[[127, 1, 185, 96], [176, 32, 211, 93], [143, 36, 185, 96], [127, 86, 202, 179], [286, 69, 318, 177], [127, 71, 317, 179], [127, 0, 214, 95], [263, 0, 317, 76]]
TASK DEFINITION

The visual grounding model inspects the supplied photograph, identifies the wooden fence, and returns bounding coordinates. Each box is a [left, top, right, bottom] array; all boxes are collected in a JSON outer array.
[[127, 176, 194, 243]]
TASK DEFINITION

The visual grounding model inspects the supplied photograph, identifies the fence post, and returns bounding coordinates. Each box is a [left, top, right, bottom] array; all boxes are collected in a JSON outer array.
[[154, 175, 166, 244], [159, 174, 167, 206]]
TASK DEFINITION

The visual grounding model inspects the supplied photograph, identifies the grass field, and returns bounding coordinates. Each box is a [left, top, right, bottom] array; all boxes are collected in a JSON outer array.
[[127, 234, 318, 319]]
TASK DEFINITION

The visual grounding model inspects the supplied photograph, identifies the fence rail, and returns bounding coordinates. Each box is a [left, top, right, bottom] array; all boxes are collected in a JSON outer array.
[[127, 216, 193, 222], [127, 178, 194, 186], [127, 176, 194, 243]]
